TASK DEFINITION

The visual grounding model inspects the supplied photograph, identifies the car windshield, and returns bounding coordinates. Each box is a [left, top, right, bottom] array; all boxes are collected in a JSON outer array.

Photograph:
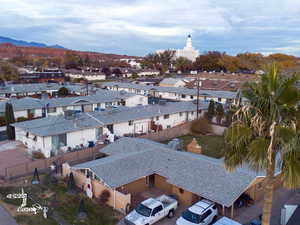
[[182, 209, 201, 224], [135, 204, 152, 217]]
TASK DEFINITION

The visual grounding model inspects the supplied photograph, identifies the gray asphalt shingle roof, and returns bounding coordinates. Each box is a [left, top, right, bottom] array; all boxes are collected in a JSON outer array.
[[73, 138, 263, 207], [104, 82, 237, 99], [0, 83, 85, 94], [159, 78, 184, 85], [12, 101, 207, 137], [0, 90, 138, 113]]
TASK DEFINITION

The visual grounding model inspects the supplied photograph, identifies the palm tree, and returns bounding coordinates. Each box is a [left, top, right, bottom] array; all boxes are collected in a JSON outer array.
[[224, 64, 300, 225]]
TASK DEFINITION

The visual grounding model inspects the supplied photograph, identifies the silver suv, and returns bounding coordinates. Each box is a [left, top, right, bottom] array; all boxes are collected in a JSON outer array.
[[176, 199, 218, 225]]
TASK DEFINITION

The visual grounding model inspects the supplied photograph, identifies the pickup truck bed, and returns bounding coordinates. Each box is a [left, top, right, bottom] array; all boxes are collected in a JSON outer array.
[[156, 195, 177, 208]]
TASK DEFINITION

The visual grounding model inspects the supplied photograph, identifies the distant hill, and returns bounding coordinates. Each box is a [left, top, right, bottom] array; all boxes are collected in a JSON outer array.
[[0, 36, 65, 49], [0, 43, 139, 60]]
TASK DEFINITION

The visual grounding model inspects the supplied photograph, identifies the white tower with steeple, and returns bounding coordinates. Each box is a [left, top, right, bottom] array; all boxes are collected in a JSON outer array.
[[175, 34, 199, 62], [185, 34, 193, 49], [156, 34, 199, 62]]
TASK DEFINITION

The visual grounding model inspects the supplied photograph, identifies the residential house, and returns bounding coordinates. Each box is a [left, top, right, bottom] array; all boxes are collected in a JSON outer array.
[[137, 69, 160, 77], [63, 137, 282, 216], [104, 82, 238, 105], [19, 68, 66, 83], [65, 70, 106, 81], [13, 101, 207, 157], [0, 83, 88, 98], [159, 78, 186, 87], [0, 90, 148, 120]]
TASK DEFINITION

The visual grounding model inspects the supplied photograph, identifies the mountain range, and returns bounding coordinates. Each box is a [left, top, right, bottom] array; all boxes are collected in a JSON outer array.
[[0, 36, 65, 49]]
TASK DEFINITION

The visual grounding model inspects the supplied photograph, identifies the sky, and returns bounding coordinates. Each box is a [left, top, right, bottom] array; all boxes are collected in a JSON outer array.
[[0, 0, 300, 56]]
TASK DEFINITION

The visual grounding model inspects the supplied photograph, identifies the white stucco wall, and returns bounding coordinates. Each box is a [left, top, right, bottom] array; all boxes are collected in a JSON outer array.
[[66, 128, 97, 148], [14, 110, 27, 118], [125, 95, 148, 107], [113, 119, 149, 136]]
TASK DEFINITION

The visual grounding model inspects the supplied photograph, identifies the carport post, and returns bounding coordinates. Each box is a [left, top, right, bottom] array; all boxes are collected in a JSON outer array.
[[113, 188, 116, 210], [231, 204, 234, 218], [222, 205, 225, 215]]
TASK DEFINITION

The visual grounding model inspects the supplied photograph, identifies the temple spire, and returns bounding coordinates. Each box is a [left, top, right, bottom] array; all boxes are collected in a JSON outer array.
[[185, 34, 193, 49]]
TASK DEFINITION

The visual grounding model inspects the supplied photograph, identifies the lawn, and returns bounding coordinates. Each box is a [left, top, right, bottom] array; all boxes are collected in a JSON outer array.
[[162, 134, 225, 158], [0, 175, 118, 225]]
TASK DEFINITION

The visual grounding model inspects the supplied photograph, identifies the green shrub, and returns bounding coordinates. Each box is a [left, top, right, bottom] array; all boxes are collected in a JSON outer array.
[[17, 116, 28, 122]]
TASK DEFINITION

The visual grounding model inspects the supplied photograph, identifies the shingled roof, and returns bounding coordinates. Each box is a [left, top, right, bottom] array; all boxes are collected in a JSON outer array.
[[104, 82, 238, 99], [12, 101, 208, 137], [73, 137, 276, 207], [0, 90, 138, 113]]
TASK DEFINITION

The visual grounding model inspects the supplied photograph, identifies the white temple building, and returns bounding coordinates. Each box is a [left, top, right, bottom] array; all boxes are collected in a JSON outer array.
[[157, 35, 200, 62]]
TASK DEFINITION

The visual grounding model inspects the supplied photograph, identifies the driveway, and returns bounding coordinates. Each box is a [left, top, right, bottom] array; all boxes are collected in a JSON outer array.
[[0, 205, 18, 225], [234, 187, 299, 225]]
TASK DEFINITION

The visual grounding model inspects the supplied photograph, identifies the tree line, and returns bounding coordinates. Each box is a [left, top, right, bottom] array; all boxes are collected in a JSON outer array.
[[141, 50, 299, 74]]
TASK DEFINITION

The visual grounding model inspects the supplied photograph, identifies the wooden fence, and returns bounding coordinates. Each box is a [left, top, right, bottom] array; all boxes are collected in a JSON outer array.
[[3, 145, 105, 180]]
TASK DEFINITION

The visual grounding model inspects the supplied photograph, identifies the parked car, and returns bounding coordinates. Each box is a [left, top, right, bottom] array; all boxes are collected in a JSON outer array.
[[124, 195, 178, 225], [176, 199, 217, 225], [212, 217, 242, 225]]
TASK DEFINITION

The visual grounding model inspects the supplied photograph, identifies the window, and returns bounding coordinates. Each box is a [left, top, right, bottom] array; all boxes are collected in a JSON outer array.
[[33, 136, 37, 141], [191, 111, 194, 115], [179, 188, 184, 194], [179, 112, 183, 117], [164, 114, 169, 119], [95, 127, 103, 140], [167, 125, 171, 128], [62, 106, 68, 111], [181, 94, 186, 98], [128, 120, 133, 126], [58, 134, 67, 146], [26, 132, 29, 138], [152, 205, 163, 216], [190, 95, 194, 99], [218, 98, 222, 102], [156, 116, 159, 121], [202, 209, 212, 220], [47, 107, 56, 113]]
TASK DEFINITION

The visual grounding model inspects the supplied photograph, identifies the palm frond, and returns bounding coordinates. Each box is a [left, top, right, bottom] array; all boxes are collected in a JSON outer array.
[[246, 137, 269, 171]]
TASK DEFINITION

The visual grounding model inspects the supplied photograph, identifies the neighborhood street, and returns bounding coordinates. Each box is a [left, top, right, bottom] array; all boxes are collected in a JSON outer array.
[[0, 205, 18, 225]]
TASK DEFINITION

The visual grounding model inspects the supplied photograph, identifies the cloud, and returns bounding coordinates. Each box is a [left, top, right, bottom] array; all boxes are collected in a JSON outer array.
[[0, 0, 300, 55]]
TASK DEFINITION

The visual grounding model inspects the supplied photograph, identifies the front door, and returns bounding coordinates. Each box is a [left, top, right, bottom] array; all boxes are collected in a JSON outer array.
[[107, 124, 114, 134], [148, 174, 155, 188]]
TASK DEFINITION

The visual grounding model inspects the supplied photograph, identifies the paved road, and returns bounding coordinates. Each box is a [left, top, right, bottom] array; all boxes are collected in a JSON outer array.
[[0, 205, 18, 225]]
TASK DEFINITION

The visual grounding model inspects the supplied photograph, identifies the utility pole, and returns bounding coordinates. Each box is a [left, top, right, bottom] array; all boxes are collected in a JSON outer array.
[[86, 80, 89, 96], [196, 77, 200, 119]]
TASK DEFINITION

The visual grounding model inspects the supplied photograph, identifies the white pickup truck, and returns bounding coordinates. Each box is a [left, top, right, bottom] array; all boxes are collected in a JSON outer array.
[[124, 195, 178, 225]]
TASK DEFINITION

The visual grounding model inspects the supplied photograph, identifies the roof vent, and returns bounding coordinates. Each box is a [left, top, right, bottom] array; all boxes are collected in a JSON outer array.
[[167, 138, 183, 151]]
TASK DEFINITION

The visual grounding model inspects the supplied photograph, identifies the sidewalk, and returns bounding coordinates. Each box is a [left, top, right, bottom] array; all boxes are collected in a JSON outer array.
[[0, 205, 18, 225]]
